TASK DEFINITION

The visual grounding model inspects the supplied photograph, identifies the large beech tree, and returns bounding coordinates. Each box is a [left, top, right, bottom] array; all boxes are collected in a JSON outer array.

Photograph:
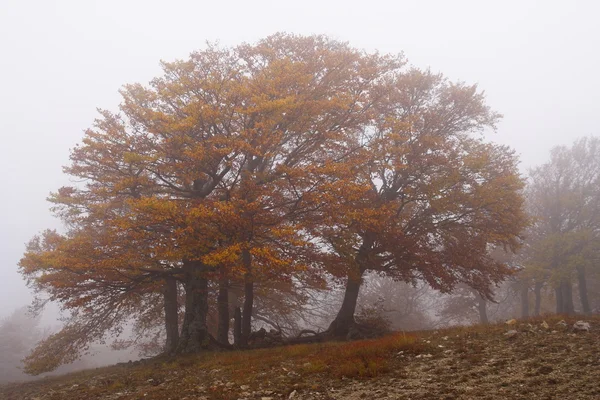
[[20, 34, 527, 372], [313, 69, 528, 336]]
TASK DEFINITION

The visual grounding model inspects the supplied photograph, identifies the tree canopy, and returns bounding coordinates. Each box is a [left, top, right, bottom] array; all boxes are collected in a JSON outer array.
[[19, 33, 528, 373]]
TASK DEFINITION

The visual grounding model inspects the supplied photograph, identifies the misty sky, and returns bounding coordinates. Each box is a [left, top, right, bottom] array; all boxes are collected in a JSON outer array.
[[1, 0, 599, 318]]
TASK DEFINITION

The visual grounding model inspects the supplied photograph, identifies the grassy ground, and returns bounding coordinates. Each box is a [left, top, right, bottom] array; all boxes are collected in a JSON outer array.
[[2, 315, 599, 399]]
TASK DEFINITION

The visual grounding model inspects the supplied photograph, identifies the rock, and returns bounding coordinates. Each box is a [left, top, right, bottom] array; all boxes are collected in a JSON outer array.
[[573, 321, 590, 332], [416, 353, 432, 358], [506, 319, 517, 325], [504, 330, 518, 338], [556, 320, 567, 328], [240, 385, 250, 390], [289, 390, 298, 399], [541, 321, 549, 329], [526, 323, 537, 332]]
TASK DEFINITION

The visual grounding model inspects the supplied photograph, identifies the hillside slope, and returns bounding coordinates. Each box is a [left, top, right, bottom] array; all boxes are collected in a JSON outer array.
[[1, 316, 599, 400]]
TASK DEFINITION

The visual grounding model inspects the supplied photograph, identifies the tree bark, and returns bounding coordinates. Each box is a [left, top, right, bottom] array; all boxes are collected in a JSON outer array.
[[328, 235, 374, 338], [163, 276, 179, 354], [560, 279, 575, 315], [328, 271, 364, 337], [176, 261, 211, 354], [217, 276, 230, 345], [241, 249, 253, 346], [576, 265, 591, 314], [478, 295, 489, 324], [520, 281, 529, 319], [533, 281, 543, 316]]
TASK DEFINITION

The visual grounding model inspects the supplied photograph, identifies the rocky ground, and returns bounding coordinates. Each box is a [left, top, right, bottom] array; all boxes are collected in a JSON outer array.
[[1, 316, 599, 400]]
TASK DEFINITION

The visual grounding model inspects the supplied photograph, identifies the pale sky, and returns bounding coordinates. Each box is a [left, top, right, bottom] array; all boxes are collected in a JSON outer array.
[[1, 0, 599, 318]]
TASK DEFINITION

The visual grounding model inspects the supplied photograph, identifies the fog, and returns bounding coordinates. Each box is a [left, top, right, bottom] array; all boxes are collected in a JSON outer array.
[[0, 0, 599, 374]]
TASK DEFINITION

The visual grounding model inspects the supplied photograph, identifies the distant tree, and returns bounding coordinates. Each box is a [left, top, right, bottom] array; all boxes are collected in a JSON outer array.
[[0, 307, 43, 383], [357, 274, 434, 331], [523, 137, 600, 315]]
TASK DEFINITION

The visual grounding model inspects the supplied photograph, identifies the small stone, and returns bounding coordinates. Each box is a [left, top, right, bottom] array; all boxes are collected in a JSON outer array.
[[541, 321, 549, 329], [289, 390, 298, 399], [506, 319, 517, 325], [240, 385, 250, 390], [505, 330, 518, 338], [573, 321, 591, 332], [556, 320, 567, 328]]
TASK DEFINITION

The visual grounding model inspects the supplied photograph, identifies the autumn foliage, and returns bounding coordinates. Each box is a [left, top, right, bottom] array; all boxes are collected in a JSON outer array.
[[19, 33, 527, 374]]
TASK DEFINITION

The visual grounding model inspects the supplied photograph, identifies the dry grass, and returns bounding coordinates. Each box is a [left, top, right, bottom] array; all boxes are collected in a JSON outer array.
[[2, 315, 599, 400]]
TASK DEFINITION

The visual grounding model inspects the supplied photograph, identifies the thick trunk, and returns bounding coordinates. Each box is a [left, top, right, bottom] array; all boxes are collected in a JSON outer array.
[[555, 285, 564, 314], [233, 307, 242, 346], [478, 295, 489, 324], [241, 249, 253, 346], [163, 276, 179, 354], [533, 281, 543, 316], [328, 272, 363, 337], [561, 279, 575, 315], [217, 276, 230, 345], [520, 281, 529, 319], [328, 235, 374, 338], [577, 266, 591, 314], [176, 261, 211, 354]]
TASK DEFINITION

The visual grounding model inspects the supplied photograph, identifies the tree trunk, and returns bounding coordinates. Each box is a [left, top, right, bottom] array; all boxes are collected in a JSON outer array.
[[520, 281, 529, 318], [176, 261, 211, 354], [555, 285, 564, 314], [233, 307, 242, 346], [241, 249, 253, 346], [533, 281, 543, 316], [328, 235, 373, 338], [577, 266, 591, 314], [163, 276, 179, 354], [328, 270, 364, 337], [561, 279, 575, 315], [217, 276, 230, 345], [478, 295, 489, 324]]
